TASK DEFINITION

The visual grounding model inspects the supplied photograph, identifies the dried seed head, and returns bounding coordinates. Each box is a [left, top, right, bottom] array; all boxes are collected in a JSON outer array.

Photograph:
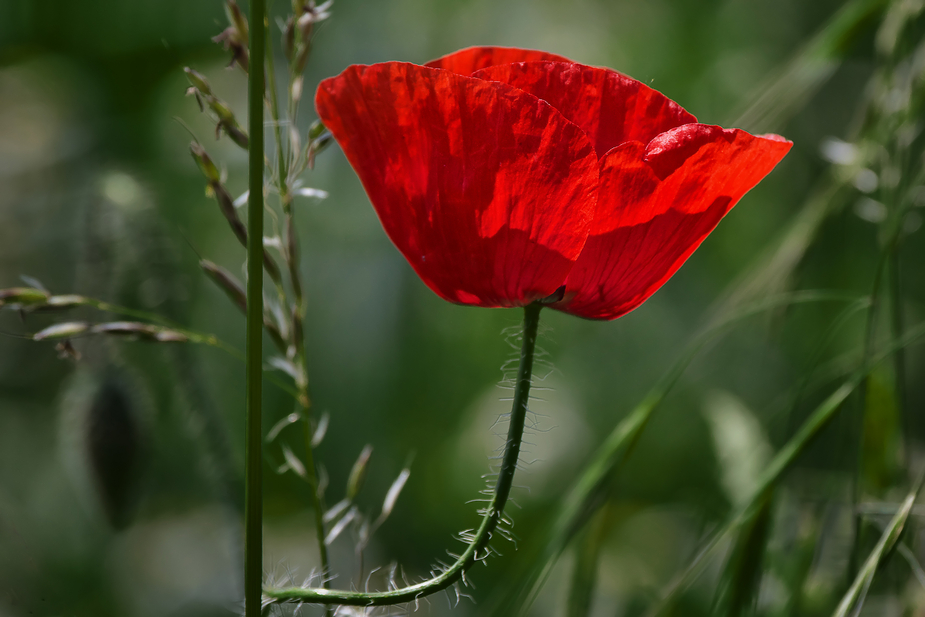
[[308, 120, 327, 141]]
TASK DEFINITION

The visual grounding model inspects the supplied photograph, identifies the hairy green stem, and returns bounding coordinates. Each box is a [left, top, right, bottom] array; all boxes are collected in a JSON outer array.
[[265, 302, 543, 606], [244, 0, 266, 613]]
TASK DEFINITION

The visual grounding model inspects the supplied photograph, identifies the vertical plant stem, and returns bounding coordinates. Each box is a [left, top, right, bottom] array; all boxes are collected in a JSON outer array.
[[245, 0, 266, 614]]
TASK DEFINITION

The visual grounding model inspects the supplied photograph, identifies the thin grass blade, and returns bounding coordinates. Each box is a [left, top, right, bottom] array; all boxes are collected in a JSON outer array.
[[833, 471, 925, 617]]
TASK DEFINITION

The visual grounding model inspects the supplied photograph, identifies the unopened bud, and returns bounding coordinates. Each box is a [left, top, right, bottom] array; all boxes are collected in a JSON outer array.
[[346, 445, 373, 501], [308, 120, 327, 141]]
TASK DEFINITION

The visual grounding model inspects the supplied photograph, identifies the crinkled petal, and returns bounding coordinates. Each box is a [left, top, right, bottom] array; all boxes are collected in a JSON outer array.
[[555, 124, 792, 320], [316, 62, 599, 308], [425, 46, 573, 76], [473, 62, 696, 157]]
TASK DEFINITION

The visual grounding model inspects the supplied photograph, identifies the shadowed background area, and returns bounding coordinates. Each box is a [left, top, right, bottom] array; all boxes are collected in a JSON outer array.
[[1, 0, 924, 616]]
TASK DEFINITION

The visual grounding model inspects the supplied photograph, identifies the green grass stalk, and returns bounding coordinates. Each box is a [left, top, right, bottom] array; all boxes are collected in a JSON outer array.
[[244, 0, 266, 613]]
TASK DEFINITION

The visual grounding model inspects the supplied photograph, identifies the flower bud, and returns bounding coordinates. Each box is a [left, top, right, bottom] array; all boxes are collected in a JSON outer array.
[[308, 120, 327, 141]]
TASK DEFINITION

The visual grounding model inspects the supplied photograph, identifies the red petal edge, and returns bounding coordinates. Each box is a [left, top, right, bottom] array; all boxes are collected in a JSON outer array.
[[425, 46, 573, 76], [316, 62, 599, 308], [555, 124, 792, 320], [472, 61, 696, 157]]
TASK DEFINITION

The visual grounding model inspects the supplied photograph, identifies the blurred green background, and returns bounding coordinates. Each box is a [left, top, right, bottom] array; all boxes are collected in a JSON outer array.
[[1, 0, 923, 616]]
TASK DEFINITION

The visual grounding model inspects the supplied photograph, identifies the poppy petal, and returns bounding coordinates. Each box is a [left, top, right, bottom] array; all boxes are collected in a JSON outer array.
[[472, 62, 696, 157], [555, 124, 792, 320], [425, 46, 573, 76], [316, 62, 599, 308]]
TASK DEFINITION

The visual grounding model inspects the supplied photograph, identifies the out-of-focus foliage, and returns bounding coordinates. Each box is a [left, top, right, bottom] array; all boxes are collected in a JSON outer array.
[[1, 0, 925, 616]]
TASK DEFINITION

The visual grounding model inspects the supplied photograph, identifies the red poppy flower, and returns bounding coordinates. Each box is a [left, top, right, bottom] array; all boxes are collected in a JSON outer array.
[[316, 46, 792, 320]]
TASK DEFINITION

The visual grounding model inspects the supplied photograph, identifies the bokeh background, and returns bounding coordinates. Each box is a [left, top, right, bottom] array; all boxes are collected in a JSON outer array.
[[1, 0, 924, 616]]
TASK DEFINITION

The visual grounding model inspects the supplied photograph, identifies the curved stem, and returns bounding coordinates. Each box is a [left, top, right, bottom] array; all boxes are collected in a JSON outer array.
[[244, 0, 266, 614], [265, 302, 543, 606]]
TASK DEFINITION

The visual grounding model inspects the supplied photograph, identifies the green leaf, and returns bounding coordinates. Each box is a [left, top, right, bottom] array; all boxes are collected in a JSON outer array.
[[566, 506, 611, 617], [716, 490, 774, 617]]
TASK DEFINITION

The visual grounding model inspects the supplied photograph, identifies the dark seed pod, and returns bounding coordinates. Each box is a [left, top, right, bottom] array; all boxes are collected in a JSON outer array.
[[86, 376, 143, 529]]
